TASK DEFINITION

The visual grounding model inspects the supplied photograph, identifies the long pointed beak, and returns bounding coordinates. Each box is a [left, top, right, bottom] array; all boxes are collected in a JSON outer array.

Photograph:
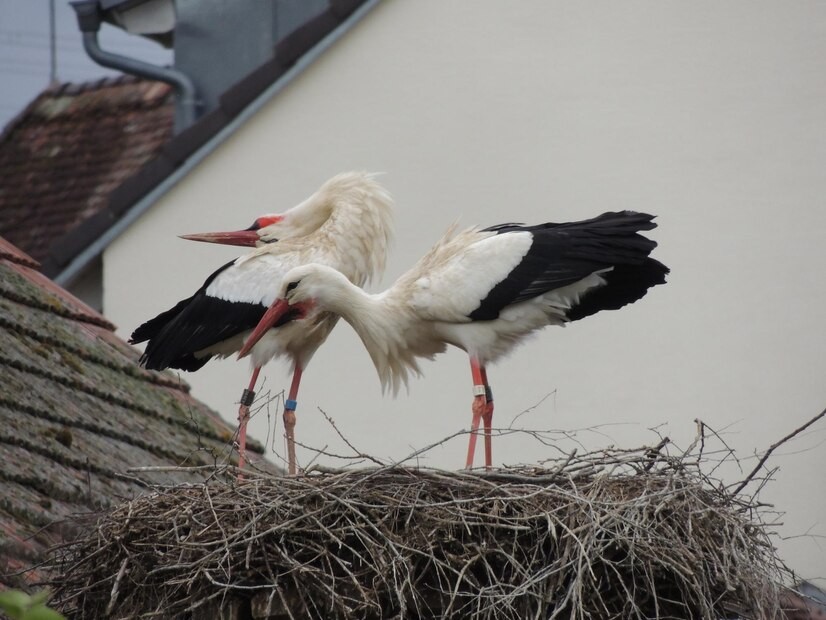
[[179, 230, 260, 247], [238, 299, 291, 359]]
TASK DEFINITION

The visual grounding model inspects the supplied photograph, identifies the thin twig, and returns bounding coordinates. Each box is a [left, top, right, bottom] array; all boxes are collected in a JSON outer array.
[[317, 407, 384, 466], [732, 406, 826, 496], [105, 557, 128, 616]]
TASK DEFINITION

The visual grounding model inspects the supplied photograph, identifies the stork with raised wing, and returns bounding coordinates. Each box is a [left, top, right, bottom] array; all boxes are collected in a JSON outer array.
[[239, 211, 668, 469], [130, 172, 394, 473]]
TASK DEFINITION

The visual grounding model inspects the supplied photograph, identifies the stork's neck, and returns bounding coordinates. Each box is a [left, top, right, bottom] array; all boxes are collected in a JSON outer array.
[[309, 174, 394, 287], [285, 193, 334, 237], [316, 273, 419, 395]]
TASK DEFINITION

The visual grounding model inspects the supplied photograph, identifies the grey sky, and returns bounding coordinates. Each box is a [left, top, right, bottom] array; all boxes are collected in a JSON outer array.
[[0, 0, 171, 130]]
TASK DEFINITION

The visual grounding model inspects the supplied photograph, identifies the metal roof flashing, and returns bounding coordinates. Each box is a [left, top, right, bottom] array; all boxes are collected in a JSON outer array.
[[54, 0, 381, 288]]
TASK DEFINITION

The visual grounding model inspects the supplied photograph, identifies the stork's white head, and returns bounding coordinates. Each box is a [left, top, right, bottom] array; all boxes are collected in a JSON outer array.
[[176, 211, 316, 247], [238, 264, 352, 359], [279, 264, 352, 307], [178, 171, 392, 253], [250, 211, 317, 245], [260, 171, 393, 251]]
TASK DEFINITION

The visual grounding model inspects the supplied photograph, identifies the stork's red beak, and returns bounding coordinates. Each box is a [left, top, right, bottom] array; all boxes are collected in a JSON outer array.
[[179, 230, 260, 247], [238, 299, 291, 359]]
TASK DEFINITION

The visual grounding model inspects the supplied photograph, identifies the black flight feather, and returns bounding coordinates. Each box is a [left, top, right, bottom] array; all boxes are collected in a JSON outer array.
[[469, 211, 668, 321], [129, 259, 298, 371]]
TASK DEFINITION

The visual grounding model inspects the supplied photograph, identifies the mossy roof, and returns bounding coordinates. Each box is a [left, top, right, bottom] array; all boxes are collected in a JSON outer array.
[[0, 237, 269, 589]]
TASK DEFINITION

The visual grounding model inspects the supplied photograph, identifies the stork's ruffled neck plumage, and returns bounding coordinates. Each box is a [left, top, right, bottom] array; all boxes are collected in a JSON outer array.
[[279, 265, 442, 396], [255, 172, 394, 288]]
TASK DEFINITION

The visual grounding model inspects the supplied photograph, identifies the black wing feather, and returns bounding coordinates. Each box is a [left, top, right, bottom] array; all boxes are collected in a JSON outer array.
[[470, 211, 668, 321], [568, 258, 669, 321], [129, 259, 297, 371], [129, 296, 194, 345]]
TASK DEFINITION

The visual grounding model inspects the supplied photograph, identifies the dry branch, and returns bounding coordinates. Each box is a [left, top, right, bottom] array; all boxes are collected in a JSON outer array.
[[732, 406, 826, 496]]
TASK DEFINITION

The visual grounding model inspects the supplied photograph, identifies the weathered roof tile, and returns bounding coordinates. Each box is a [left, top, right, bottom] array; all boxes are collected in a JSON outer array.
[[0, 76, 174, 266], [0, 237, 272, 590]]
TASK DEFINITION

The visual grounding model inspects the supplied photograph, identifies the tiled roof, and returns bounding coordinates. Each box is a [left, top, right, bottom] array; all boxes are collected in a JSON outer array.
[[0, 237, 268, 590], [0, 75, 174, 268], [5, 0, 371, 281]]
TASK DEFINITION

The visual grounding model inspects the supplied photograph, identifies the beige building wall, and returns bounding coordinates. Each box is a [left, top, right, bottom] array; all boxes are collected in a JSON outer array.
[[105, 2, 826, 583]]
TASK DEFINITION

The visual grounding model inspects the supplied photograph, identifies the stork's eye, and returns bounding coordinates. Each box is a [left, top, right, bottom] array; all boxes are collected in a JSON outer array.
[[286, 281, 300, 293]]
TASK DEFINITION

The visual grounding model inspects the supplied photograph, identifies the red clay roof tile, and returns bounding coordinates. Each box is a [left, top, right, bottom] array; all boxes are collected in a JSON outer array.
[[0, 236, 273, 590], [0, 76, 174, 264]]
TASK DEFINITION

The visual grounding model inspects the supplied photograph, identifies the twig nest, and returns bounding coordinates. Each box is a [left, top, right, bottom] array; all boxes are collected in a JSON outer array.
[[49, 450, 787, 619]]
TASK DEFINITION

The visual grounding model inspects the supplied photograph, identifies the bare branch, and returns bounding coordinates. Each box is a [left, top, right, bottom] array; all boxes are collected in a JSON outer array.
[[732, 406, 826, 496]]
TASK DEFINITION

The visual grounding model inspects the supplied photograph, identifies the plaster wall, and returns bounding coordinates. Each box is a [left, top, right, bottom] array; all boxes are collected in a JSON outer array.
[[105, 1, 826, 583]]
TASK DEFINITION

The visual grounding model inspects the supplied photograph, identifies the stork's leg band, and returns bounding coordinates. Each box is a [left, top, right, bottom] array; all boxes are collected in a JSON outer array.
[[285, 399, 298, 411], [485, 386, 493, 403], [240, 389, 255, 407], [472, 385, 486, 397]]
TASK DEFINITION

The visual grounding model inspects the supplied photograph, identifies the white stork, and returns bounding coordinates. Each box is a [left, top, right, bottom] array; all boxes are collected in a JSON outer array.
[[129, 172, 394, 474], [238, 211, 669, 469]]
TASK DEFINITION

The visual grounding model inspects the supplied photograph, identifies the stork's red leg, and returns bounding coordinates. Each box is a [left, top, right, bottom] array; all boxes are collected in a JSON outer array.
[[466, 357, 487, 469], [237, 366, 261, 474], [283, 366, 303, 476], [479, 365, 494, 469]]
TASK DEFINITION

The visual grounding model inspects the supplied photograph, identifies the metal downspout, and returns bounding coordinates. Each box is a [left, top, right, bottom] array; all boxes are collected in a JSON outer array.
[[69, 1, 198, 130]]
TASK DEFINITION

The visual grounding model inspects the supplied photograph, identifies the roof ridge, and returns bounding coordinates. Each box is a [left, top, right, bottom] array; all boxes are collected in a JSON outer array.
[[0, 240, 40, 269], [45, 74, 160, 97], [0, 244, 117, 330], [0, 75, 169, 143]]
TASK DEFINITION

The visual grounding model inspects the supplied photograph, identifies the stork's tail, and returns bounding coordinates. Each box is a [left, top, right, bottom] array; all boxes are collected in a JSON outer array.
[[568, 257, 669, 321]]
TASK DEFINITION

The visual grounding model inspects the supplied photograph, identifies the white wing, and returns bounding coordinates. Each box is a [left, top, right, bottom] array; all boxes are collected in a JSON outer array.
[[401, 228, 533, 322]]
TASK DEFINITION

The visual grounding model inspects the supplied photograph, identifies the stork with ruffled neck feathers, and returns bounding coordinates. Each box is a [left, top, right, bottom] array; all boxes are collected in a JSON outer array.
[[239, 211, 668, 469], [130, 172, 394, 474]]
